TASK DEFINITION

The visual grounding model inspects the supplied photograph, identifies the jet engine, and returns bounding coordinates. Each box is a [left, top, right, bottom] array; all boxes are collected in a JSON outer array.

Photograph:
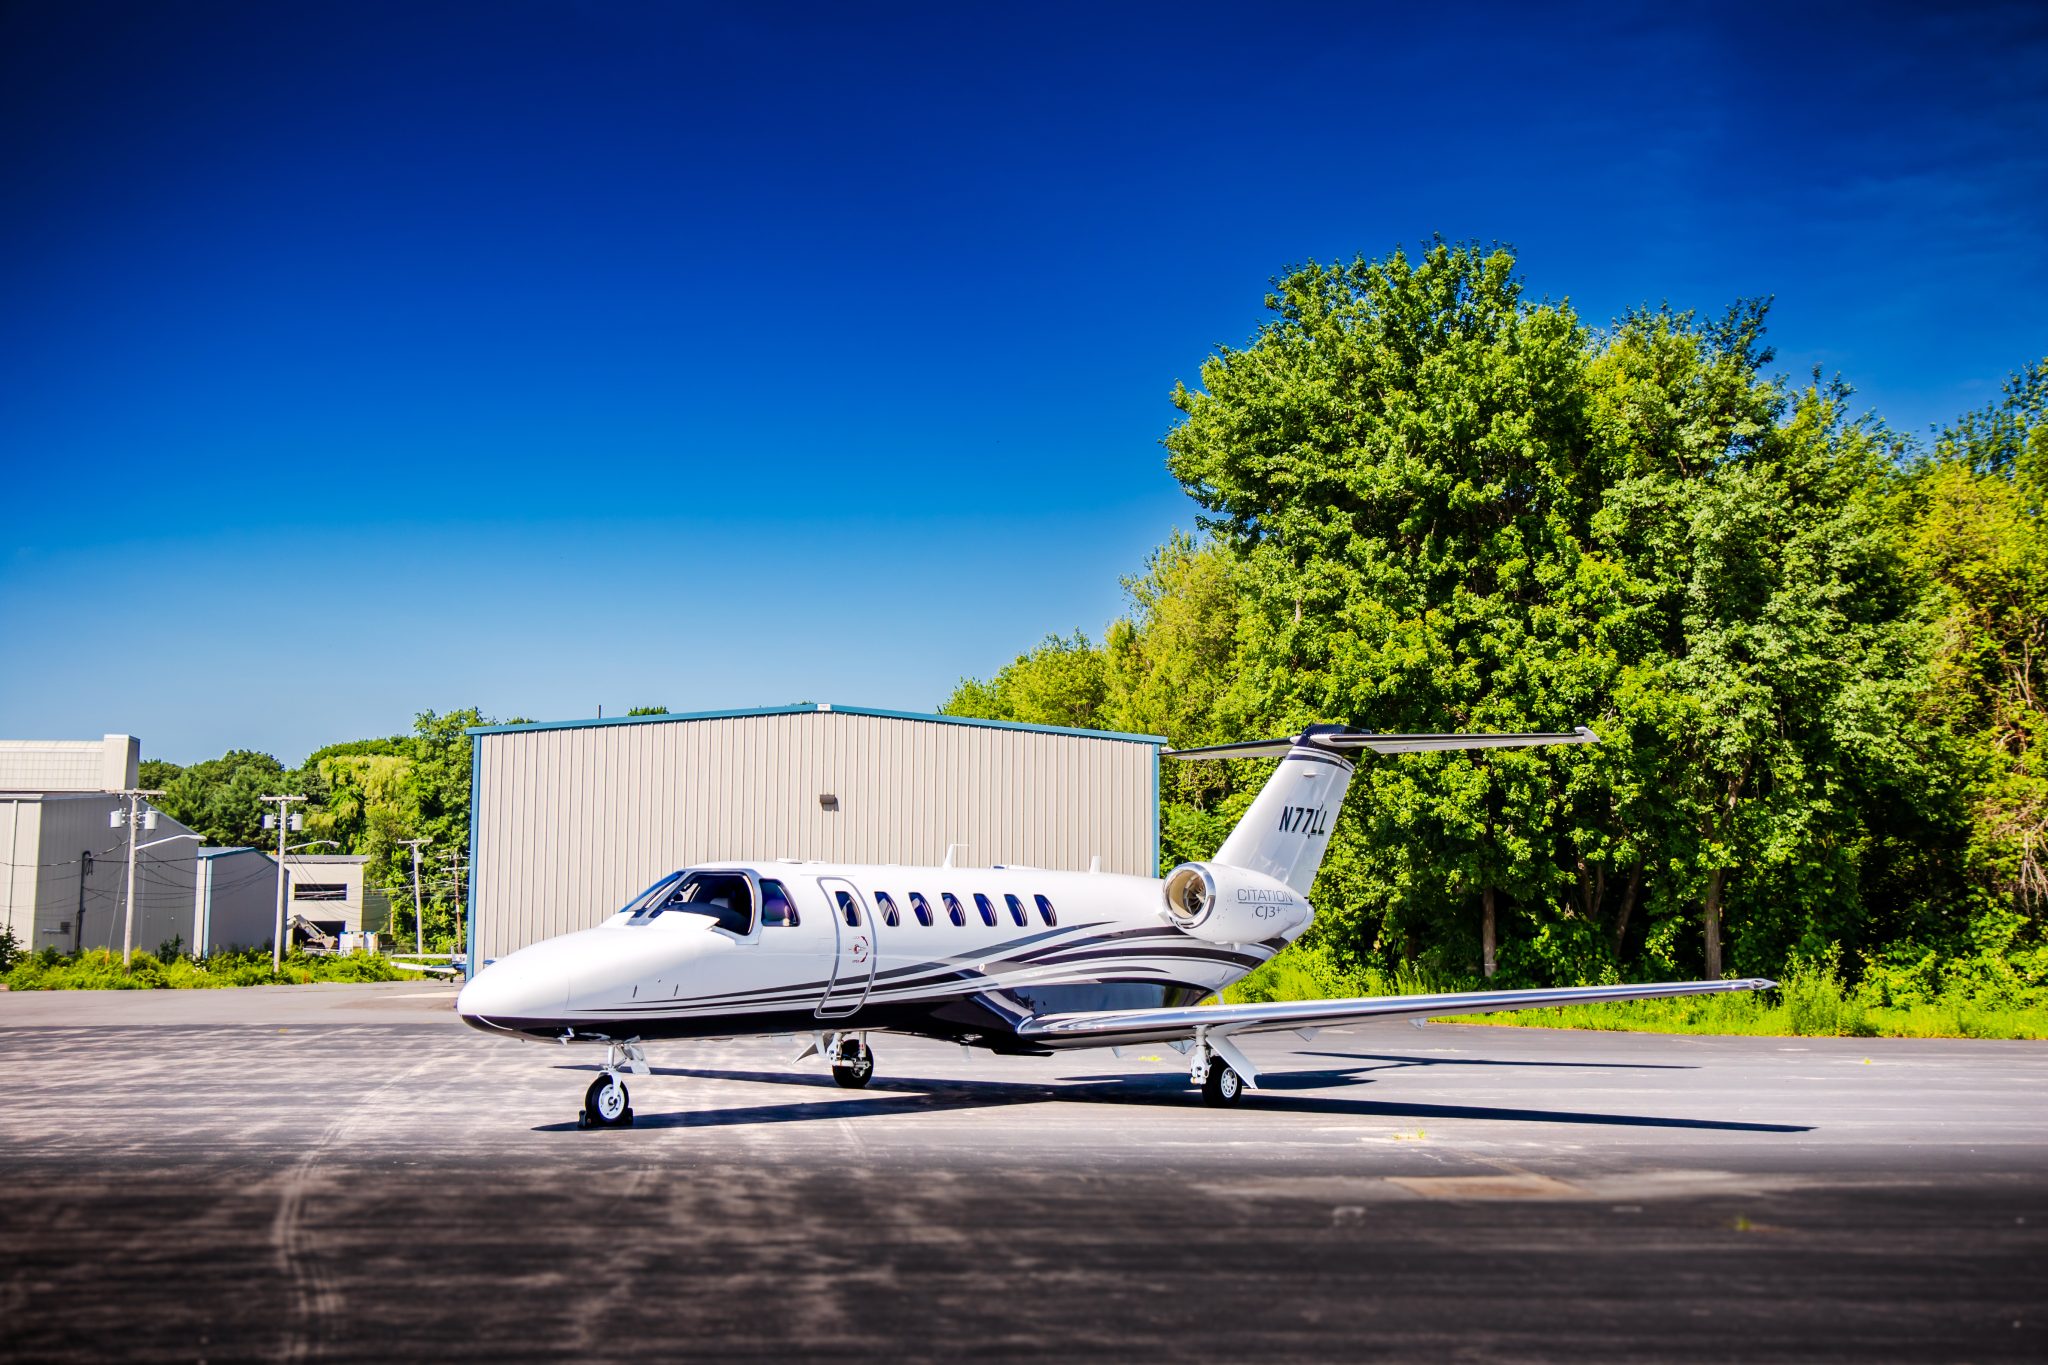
[[1161, 862, 1314, 944]]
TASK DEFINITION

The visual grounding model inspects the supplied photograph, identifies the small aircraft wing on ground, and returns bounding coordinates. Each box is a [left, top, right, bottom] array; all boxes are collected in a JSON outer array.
[[1016, 978, 1775, 1088]]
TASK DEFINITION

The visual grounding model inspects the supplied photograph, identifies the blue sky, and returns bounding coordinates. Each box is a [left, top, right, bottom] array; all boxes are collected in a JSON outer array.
[[2, 2, 2043, 764]]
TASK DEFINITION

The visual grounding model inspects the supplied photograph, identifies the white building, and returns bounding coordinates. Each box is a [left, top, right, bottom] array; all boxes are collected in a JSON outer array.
[[0, 735, 199, 956], [467, 704, 1165, 967]]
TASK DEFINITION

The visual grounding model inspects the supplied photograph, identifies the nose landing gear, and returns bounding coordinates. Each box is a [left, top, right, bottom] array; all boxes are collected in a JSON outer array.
[[580, 1073, 633, 1128], [577, 1042, 646, 1129]]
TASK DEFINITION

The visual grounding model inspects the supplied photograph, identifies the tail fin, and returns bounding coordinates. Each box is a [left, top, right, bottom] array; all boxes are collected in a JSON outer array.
[[1170, 724, 1598, 895]]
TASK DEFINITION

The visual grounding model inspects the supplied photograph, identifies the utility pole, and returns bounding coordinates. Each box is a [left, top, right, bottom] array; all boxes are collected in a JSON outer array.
[[260, 794, 307, 971], [74, 850, 94, 954], [398, 838, 432, 955], [441, 849, 467, 954], [110, 789, 165, 968]]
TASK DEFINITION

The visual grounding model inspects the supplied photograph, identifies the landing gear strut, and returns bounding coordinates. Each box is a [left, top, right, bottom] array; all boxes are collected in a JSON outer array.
[[578, 1041, 644, 1129]]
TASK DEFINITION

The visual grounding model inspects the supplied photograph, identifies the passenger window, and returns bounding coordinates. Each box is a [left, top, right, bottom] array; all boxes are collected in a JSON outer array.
[[1003, 893, 1028, 927], [1034, 893, 1056, 926], [835, 889, 862, 927], [909, 892, 934, 927], [972, 893, 998, 927], [761, 879, 800, 927], [876, 892, 900, 927], [941, 893, 966, 927]]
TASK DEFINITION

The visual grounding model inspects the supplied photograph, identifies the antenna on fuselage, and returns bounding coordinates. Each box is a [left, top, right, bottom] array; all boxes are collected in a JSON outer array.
[[943, 843, 969, 869]]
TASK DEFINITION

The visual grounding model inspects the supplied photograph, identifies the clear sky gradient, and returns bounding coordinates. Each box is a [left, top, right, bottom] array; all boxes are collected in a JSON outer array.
[[3, 2, 2043, 764]]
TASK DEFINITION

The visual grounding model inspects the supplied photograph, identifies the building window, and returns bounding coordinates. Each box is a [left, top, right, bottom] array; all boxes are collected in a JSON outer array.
[[908, 892, 934, 927], [941, 893, 966, 927], [1003, 893, 1028, 927], [292, 883, 348, 902], [875, 892, 900, 927], [1034, 894, 1057, 926], [972, 893, 998, 927]]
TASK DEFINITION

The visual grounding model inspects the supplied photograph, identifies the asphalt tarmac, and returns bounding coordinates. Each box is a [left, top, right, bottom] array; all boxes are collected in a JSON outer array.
[[2, 982, 2044, 1362]]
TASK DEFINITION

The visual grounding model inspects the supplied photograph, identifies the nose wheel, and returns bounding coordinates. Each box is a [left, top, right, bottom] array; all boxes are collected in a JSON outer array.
[[579, 1072, 634, 1128]]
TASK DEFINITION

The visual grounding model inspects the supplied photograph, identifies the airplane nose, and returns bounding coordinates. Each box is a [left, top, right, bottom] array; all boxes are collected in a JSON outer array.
[[457, 955, 569, 1025]]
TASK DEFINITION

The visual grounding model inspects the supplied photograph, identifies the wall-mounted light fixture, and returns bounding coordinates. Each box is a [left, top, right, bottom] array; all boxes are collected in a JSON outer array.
[[818, 794, 840, 811]]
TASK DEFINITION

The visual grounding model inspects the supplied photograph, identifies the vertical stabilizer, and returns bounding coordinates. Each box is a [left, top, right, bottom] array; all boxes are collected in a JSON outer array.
[[1208, 738, 1356, 895]]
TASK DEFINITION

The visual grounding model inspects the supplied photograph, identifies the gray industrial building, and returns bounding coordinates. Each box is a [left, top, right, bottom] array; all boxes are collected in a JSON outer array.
[[465, 704, 1165, 968], [193, 850, 376, 952], [0, 735, 199, 955]]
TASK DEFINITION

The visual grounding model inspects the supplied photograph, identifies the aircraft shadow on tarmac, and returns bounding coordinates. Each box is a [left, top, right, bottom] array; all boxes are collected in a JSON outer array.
[[535, 1061, 1811, 1134]]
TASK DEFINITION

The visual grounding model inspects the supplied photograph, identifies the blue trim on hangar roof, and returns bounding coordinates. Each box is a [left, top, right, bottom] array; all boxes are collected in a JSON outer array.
[[464, 703, 1168, 746]]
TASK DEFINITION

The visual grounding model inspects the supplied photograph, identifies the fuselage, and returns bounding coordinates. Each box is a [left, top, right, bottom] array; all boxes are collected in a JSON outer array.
[[456, 860, 1294, 1051]]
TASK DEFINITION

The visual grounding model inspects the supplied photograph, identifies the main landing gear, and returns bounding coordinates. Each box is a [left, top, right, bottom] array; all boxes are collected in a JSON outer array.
[[1188, 1038, 1247, 1108], [578, 1042, 646, 1129], [796, 1031, 877, 1087], [830, 1035, 875, 1089]]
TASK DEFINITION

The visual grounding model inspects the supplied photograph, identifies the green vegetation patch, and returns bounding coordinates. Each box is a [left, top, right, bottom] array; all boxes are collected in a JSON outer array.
[[4, 947, 406, 991], [1219, 941, 2048, 1040]]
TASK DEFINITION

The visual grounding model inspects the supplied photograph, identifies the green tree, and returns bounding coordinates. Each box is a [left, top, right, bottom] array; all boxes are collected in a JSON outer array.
[[938, 631, 1108, 731], [1902, 360, 2048, 981], [1163, 241, 1601, 978], [152, 750, 290, 846]]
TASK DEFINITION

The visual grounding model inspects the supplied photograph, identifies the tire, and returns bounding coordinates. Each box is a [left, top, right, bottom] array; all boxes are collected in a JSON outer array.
[[585, 1074, 631, 1126], [832, 1042, 874, 1089], [1201, 1063, 1243, 1107]]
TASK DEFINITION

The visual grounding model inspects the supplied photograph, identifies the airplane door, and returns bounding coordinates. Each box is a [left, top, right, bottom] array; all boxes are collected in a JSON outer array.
[[815, 877, 879, 1019]]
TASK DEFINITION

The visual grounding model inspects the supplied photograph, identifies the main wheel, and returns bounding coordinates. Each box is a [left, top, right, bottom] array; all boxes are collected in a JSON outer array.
[[832, 1042, 874, 1089], [585, 1074, 632, 1126], [1201, 1063, 1243, 1107]]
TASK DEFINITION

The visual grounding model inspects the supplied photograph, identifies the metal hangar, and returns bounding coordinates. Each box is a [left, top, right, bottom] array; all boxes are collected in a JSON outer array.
[[464, 704, 1164, 968]]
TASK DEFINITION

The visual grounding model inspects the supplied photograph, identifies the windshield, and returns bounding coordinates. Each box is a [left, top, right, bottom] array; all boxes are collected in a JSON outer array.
[[619, 872, 685, 918]]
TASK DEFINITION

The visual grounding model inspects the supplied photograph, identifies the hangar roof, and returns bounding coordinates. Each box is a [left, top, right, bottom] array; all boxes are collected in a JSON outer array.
[[465, 703, 1166, 746]]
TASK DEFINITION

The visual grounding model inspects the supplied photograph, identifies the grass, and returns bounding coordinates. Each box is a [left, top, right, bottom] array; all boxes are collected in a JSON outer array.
[[1218, 941, 2048, 1040], [2, 947, 407, 991]]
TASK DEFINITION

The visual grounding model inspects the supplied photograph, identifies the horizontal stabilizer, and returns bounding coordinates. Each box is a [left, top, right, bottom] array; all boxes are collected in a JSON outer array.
[[1168, 725, 1599, 760]]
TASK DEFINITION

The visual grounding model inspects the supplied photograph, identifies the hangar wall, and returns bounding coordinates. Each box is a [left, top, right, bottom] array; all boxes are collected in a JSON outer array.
[[467, 705, 1163, 966]]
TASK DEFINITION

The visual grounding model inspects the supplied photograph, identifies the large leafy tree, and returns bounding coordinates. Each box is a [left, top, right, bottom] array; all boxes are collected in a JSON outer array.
[[1163, 241, 1603, 977], [1902, 360, 2048, 980], [150, 750, 290, 847]]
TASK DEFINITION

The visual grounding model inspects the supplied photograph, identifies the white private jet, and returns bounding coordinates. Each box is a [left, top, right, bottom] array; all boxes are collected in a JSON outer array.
[[457, 724, 1772, 1127]]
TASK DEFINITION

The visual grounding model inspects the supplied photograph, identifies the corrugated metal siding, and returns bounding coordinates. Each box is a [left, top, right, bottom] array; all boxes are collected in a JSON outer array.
[[472, 710, 1159, 962], [17, 795, 197, 953]]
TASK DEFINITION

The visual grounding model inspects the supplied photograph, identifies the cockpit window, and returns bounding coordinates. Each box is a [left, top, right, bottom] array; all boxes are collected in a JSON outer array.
[[761, 879, 799, 927], [633, 871, 755, 934], [619, 872, 686, 918]]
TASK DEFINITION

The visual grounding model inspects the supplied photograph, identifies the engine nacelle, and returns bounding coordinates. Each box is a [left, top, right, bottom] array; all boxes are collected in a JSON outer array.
[[1161, 863, 1314, 944]]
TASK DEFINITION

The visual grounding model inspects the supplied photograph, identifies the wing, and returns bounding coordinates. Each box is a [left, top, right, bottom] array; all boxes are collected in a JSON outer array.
[[1017, 977, 1775, 1076]]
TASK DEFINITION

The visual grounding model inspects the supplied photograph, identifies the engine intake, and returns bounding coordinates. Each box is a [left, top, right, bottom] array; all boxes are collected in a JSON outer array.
[[1161, 863, 1314, 944]]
